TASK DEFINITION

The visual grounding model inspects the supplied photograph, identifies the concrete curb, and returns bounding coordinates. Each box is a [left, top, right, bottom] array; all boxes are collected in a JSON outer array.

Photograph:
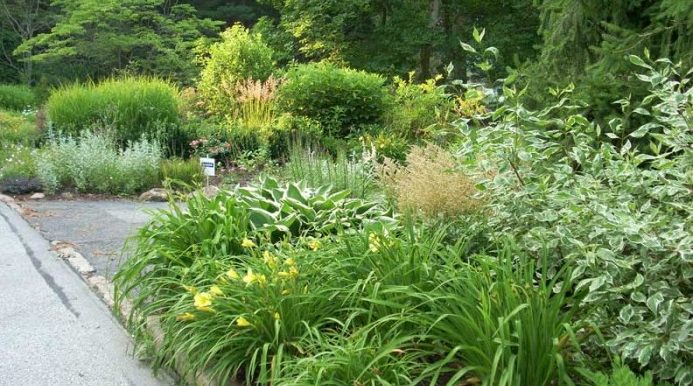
[[1, 194, 239, 386]]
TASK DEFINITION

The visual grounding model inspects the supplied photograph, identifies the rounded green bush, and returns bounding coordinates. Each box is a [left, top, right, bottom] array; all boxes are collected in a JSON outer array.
[[46, 77, 181, 144], [277, 62, 389, 137], [0, 84, 36, 111], [197, 24, 275, 116]]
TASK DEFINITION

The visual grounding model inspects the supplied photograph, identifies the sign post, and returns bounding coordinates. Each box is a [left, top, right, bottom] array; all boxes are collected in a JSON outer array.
[[200, 156, 215, 187]]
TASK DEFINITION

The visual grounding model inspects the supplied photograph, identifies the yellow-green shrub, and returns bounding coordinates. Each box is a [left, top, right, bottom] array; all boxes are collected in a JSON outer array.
[[385, 73, 454, 139], [197, 24, 275, 116]]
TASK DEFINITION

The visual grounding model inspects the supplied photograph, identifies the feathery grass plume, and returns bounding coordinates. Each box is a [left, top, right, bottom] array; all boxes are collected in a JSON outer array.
[[378, 143, 482, 218], [222, 75, 280, 137]]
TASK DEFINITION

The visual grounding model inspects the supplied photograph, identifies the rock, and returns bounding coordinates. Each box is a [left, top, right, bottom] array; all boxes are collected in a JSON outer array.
[[30, 192, 45, 200], [139, 188, 169, 202], [0, 177, 42, 195], [201, 185, 220, 198], [0, 193, 14, 204], [60, 192, 74, 200]]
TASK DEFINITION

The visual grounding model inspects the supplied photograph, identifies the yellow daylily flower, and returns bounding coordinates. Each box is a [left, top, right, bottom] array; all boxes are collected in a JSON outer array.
[[176, 312, 196, 322], [210, 285, 224, 297], [263, 251, 277, 269], [289, 266, 299, 279], [242, 269, 254, 285], [281, 289, 290, 296], [226, 268, 240, 280], [242, 269, 267, 286], [307, 240, 321, 251], [273, 312, 281, 321], [236, 317, 251, 327], [241, 238, 256, 248], [284, 257, 296, 266], [194, 292, 214, 312], [182, 284, 198, 294], [368, 233, 381, 252]]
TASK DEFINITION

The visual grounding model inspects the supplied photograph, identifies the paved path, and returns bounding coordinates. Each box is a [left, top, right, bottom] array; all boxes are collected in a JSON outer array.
[[20, 199, 168, 278], [0, 203, 172, 386]]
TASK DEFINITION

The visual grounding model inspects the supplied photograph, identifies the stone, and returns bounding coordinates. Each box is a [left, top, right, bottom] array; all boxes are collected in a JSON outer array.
[[201, 185, 221, 198], [139, 188, 169, 202], [30, 192, 45, 200], [0, 177, 42, 195], [60, 192, 74, 200], [187, 185, 222, 200], [0, 194, 14, 204]]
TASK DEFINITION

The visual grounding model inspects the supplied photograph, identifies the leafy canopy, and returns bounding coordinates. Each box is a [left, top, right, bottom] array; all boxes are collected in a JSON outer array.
[[15, 0, 221, 82]]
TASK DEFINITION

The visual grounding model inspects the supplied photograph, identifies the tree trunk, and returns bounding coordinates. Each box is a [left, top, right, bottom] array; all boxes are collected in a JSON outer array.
[[420, 0, 441, 80]]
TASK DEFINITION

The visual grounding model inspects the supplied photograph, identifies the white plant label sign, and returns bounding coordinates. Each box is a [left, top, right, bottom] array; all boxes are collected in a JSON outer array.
[[200, 157, 215, 177]]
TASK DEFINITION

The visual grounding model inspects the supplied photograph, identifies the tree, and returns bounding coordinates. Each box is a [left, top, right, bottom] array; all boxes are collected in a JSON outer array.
[[15, 0, 221, 83], [0, 0, 54, 83], [526, 0, 693, 126], [182, 0, 276, 27], [260, 0, 540, 79]]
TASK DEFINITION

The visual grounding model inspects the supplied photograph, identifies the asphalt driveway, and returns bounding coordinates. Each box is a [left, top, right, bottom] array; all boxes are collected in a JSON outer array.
[[19, 198, 169, 278]]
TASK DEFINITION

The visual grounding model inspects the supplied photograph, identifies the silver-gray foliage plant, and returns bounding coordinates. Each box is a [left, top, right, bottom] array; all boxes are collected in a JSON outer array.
[[35, 131, 162, 195]]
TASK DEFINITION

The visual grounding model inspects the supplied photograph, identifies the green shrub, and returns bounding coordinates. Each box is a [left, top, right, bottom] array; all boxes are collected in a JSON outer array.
[[197, 24, 275, 116], [114, 178, 395, 381], [35, 131, 162, 194], [385, 73, 453, 139], [277, 62, 389, 137], [0, 84, 35, 111], [159, 158, 203, 186], [456, 58, 692, 385], [578, 362, 674, 386], [46, 77, 181, 144]]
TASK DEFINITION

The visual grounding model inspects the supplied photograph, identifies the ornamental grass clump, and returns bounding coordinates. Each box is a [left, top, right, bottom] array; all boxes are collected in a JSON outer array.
[[230, 75, 281, 136], [46, 77, 181, 144], [285, 140, 376, 198], [378, 143, 482, 218]]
